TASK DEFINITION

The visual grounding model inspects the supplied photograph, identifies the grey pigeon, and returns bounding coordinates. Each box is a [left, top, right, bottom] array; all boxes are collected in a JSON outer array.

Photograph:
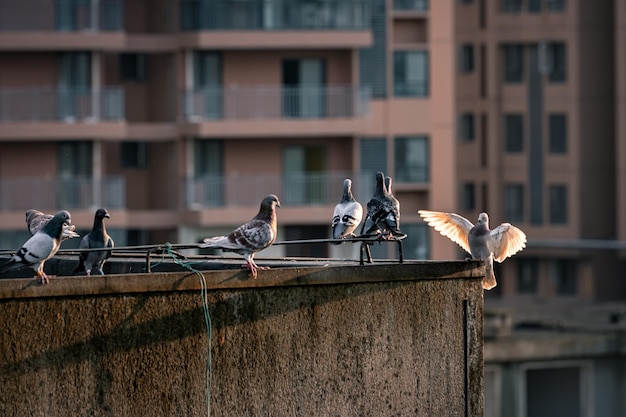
[[331, 179, 363, 244], [26, 209, 79, 241], [0, 210, 72, 284], [200, 194, 280, 279], [418, 210, 527, 290], [76, 208, 114, 276], [361, 171, 403, 238]]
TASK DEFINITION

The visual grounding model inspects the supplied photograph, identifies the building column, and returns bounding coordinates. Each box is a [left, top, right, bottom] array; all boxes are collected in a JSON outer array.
[[92, 140, 103, 209], [91, 52, 101, 121]]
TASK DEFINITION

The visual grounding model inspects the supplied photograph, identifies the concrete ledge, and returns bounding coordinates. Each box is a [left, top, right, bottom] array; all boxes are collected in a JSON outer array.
[[0, 262, 485, 417]]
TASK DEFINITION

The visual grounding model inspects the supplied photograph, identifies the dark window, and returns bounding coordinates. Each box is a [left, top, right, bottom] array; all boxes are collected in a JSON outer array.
[[394, 51, 429, 97], [547, 42, 567, 82], [120, 54, 146, 82], [528, 0, 542, 12], [526, 367, 583, 417], [549, 113, 567, 153], [504, 114, 524, 152], [459, 113, 475, 142], [550, 259, 577, 295], [517, 258, 538, 294], [395, 136, 429, 182], [549, 184, 568, 224], [502, 0, 522, 13], [504, 184, 524, 222], [459, 44, 474, 73], [402, 224, 429, 260], [393, 0, 429, 11], [284, 225, 328, 258], [503, 44, 524, 83], [461, 182, 476, 211], [547, 0, 566, 11], [121, 142, 147, 168]]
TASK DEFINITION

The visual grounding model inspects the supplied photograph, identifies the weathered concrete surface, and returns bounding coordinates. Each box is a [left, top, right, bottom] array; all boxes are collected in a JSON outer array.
[[0, 261, 484, 417]]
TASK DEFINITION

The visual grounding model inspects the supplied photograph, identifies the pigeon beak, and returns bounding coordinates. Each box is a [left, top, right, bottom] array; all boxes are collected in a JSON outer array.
[[104, 213, 111, 219]]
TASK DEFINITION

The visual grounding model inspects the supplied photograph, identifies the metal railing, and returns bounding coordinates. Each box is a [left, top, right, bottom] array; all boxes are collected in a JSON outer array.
[[0, 176, 125, 211], [0, 0, 122, 31], [180, 0, 372, 31], [185, 172, 350, 208], [182, 85, 370, 121], [0, 87, 124, 122]]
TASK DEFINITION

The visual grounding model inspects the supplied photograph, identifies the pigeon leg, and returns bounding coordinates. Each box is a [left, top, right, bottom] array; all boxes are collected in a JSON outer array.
[[35, 270, 50, 285]]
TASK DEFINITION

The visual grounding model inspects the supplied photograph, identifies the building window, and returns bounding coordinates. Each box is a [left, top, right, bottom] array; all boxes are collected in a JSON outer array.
[[119, 53, 146, 82], [394, 50, 429, 97], [460, 182, 476, 211], [521, 362, 592, 417], [504, 114, 524, 153], [504, 183, 524, 222], [550, 259, 577, 295], [394, 136, 429, 183], [282, 58, 326, 118], [193, 139, 224, 206], [547, 42, 567, 82], [121, 142, 147, 168], [549, 184, 568, 224], [459, 113, 475, 142], [459, 44, 474, 73], [393, 0, 429, 11], [528, 0, 542, 12], [402, 224, 429, 260], [192, 51, 222, 119], [282, 145, 327, 205], [547, 0, 566, 11], [502, 0, 522, 13], [503, 44, 524, 83], [284, 225, 328, 258], [517, 258, 538, 294], [548, 114, 567, 153]]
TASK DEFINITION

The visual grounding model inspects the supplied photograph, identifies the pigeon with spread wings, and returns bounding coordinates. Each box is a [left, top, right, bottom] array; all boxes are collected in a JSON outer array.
[[418, 210, 526, 290], [1, 210, 72, 284], [201, 194, 280, 279], [331, 179, 363, 244]]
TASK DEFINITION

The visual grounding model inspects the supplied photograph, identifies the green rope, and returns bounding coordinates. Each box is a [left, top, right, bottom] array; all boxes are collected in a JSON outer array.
[[163, 242, 212, 417]]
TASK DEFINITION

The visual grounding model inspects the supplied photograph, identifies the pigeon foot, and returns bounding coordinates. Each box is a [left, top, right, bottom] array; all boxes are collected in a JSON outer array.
[[36, 272, 54, 285]]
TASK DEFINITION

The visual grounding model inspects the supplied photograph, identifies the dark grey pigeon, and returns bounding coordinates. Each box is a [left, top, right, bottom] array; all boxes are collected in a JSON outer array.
[[0, 210, 71, 284], [331, 179, 363, 244], [76, 208, 114, 276], [418, 210, 527, 290], [361, 172, 403, 238], [200, 194, 280, 279], [26, 209, 79, 241], [384, 176, 401, 234]]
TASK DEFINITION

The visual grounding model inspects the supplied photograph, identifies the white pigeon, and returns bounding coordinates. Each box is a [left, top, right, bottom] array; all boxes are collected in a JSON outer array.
[[1, 210, 72, 284], [25, 209, 79, 241], [331, 178, 363, 244], [200, 194, 280, 279], [418, 210, 527, 290]]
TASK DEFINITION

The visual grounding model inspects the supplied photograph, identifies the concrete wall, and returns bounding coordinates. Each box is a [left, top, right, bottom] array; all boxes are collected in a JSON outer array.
[[0, 261, 484, 417]]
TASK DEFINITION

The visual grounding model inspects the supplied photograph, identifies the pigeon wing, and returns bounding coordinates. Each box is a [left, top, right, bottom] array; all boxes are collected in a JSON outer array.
[[418, 210, 474, 254], [487, 223, 527, 262], [202, 219, 275, 255], [27, 212, 53, 235]]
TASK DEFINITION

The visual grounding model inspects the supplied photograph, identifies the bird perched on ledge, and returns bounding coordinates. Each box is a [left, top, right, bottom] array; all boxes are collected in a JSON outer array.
[[331, 178, 363, 244], [26, 209, 79, 241], [361, 171, 403, 238], [75, 208, 114, 276], [1, 210, 72, 284], [418, 210, 526, 290], [200, 194, 280, 279]]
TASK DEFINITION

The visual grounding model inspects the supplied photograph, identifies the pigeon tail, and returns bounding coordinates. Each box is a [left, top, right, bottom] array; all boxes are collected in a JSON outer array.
[[483, 259, 497, 290]]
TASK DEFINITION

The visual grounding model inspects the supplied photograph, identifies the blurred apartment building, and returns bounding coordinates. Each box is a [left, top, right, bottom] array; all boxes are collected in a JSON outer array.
[[0, 0, 456, 262], [0, 0, 625, 415]]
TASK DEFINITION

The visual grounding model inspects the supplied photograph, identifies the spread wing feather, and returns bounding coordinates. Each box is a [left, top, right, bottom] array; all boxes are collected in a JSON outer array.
[[488, 223, 527, 262], [418, 210, 474, 255]]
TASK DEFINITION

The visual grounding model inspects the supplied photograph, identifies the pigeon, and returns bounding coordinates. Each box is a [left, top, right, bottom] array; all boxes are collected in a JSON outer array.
[[200, 194, 280, 279], [25, 209, 80, 241], [75, 208, 114, 276], [418, 210, 527, 290], [331, 179, 363, 244], [0, 210, 72, 284], [384, 176, 400, 225], [361, 171, 403, 238]]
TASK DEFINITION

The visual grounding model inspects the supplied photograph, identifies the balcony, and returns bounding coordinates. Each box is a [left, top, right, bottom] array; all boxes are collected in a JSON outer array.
[[0, 0, 122, 31], [0, 87, 125, 139], [180, 0, 371, 31], [0, 176, 125, 211], [185, 172, 350, 209], [181, 85, 371, 137]]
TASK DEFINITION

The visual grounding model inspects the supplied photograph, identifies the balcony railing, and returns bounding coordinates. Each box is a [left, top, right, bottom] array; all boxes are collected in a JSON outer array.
[[0, 0, 122, 31], [185, 172, 350, 208], [0, 176, 125, 211], [0, 87, 124, 122], [180, 0, 372, 31], [182, 85, 370, 121]]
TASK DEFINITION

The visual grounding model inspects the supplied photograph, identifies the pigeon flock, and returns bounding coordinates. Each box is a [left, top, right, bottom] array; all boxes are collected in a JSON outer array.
[[0, 171, 526, 288]]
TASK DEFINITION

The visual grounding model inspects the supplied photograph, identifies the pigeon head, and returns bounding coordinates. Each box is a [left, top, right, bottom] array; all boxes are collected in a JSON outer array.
[[256, 195, 280, 220], [375, 172, 386, 194], [42, 210, 71, 238], [341, 179, 355, 202], [477, 212, 489, 226], [384, 176, 393, 194], [95, 208, 110, 219]]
